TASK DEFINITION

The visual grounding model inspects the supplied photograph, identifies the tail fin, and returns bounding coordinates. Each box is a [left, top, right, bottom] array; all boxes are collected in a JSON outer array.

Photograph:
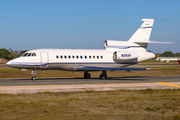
[[104, 18, 172, 51], [128, 19, 154, 43]]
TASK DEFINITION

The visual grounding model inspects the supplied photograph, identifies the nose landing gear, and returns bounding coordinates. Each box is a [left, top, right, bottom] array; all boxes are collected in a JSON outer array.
[[31, 69, 37, 81]]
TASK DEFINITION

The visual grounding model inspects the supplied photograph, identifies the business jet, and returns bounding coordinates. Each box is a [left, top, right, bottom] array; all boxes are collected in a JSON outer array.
[[6, 19, 172, 80]]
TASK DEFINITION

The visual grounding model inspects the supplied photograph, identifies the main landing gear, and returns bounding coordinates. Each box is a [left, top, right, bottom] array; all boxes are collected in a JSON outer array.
[[31, 69, 37, 81], [84, 71, 91, 79], [84, 71, 107, 79], [100, 71, 107, 79]]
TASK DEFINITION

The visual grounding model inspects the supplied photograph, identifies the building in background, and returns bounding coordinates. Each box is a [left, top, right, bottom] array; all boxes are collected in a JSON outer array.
[[156, 57, 180, 63]]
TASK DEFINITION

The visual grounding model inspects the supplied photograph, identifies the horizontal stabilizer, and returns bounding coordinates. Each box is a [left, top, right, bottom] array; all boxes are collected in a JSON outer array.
[[77, 66, 146, 71], [134, 41, 174, 44]]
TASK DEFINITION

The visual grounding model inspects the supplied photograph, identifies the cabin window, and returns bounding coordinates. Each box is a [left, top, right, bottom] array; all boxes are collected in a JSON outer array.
[[85, 56, 87, 59], [93, 56, 95, 59], [80, 56, 83, 59], [101, 56, 103, 59], [68, 55, 71, 59], [60, 55, 63, 59], [56, 55, 59, 59], [89, 56, 91, 59], [76, 56, 79, 59], [72, 56, 75, 59], [97, 56, 99, 59], [64, 55, 67, 59]]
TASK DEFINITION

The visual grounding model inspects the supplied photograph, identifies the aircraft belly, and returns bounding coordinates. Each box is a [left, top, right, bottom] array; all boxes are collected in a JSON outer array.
[[46, 63, 126, 71]]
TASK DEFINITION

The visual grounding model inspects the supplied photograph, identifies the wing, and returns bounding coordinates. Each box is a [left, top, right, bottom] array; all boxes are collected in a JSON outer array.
[[76, 66, 146, 71]]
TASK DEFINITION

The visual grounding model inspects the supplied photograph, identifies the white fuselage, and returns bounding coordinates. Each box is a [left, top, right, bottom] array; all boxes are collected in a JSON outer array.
[[6, 48, 155, 71]]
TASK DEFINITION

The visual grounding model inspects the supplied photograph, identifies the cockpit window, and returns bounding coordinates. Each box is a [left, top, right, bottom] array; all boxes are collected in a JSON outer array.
[[22, 52, 36, 57], [27, 53, 32, 57], [31, 53, 36, 56], [22, 53, 28, 57]]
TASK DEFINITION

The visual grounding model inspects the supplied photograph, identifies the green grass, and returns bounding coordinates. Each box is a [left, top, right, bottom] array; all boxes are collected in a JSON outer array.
[[1, 89, 180, 120]]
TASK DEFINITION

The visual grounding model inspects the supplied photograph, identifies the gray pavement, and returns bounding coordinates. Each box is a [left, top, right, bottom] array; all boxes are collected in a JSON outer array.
[[0, 76, 180, 94], [1, 82, 180, 94], [0, 67, 11, 68], [0, 76, 180, 86]]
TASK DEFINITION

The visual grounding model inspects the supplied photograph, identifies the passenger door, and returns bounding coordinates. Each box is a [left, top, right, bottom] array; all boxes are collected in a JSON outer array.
[[40, 52, 48, 68]]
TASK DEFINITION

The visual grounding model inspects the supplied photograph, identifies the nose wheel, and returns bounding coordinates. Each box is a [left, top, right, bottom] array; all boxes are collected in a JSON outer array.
[[31, 76, 36, 81], [31, 70, 37, 81]]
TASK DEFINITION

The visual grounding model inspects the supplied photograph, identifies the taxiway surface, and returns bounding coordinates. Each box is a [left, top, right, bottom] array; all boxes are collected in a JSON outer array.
[[0, 76, 180, 86], [0, 76, 180, 94]]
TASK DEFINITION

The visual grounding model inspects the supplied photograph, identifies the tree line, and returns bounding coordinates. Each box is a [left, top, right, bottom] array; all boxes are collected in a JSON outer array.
[[158, 51, 180, 57], [0, 48, 27, 60]]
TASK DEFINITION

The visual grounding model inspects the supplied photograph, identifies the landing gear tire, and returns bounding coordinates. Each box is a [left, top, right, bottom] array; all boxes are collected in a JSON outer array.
[[84, 72, 91, 79], [100, 71, 107, 79], [31, 76, 36, 81], [31, 69, 37, 81], [100, 74, 105, 79]]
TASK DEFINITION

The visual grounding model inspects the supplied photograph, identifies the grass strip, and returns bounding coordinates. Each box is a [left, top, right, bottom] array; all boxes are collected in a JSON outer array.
[[0, 89, 180, 120]]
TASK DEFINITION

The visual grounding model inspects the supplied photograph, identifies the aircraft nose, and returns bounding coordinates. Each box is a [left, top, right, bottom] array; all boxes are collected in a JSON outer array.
[[6, 60, 13, 67], [6, 59, 18, 68]]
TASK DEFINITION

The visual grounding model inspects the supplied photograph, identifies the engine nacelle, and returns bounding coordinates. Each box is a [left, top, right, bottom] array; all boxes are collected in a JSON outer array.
[[104, 40, 125, 48], [113, 51, 139, 61]]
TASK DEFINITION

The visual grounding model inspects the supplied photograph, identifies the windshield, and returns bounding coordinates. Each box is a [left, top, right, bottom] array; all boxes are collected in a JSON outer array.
[[22, 53, 36, 57], [22, 53, 28, 57], [32, 53, 36, 56]]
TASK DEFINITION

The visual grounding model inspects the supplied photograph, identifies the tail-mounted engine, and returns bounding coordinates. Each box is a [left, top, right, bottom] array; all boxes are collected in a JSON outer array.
[[113, 51, 139, 61]]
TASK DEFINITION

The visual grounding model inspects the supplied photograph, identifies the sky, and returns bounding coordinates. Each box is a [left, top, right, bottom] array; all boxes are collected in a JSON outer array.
[[0, 0, 180, 53]]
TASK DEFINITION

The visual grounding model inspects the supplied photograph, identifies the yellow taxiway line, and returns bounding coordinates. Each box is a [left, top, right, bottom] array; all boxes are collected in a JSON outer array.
[[157, 82, 180, 88]]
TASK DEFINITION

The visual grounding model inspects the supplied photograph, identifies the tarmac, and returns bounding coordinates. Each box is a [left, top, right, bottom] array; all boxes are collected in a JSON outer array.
[[0, 76, 180, 94]]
